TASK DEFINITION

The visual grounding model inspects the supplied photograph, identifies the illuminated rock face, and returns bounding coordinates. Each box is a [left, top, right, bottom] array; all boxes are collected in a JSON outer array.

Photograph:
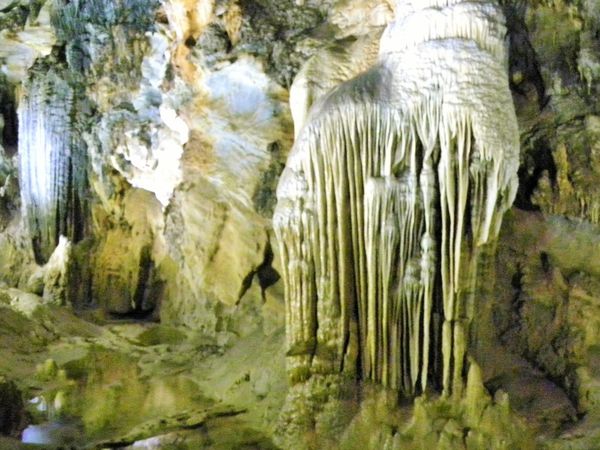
[[18, 69, 87, 263], [289, 30, 383, 139], [274, 0, 519, 396]]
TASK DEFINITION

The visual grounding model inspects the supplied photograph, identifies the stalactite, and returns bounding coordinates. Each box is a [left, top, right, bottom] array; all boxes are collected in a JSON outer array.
[[274, 0, 519, 396], [18, 68, 87, 263]]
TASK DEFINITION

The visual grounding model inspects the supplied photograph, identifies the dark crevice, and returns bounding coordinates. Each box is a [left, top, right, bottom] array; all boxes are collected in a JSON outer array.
[[237, 237, 281, 304], [430, 155, 445, 391], [540, 251, 551, 273], [0, 89, 18, 157], [53, 44, 68, 66], [256, 241, 280, 292], [510, 263, 525, 318], [514, 138, 557, 210], [133, 245, 161, 315], [502, 0, 549, 109], [496, 263, 524, 350], [107, 308, 157, 322], [32, 222, 45, 266], [0, 379, 28, 438], [511, 265, 524, 295], [237, 270, 256, 304], [102, 246, 162, 321], [184, 35, 197, 48]]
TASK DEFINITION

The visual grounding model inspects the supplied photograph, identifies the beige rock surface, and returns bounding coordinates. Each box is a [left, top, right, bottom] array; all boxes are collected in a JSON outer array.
[[0, 0, 599, 448]]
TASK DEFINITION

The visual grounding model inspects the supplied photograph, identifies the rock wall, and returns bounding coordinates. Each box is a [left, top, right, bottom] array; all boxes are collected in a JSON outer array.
[[0, 0, 600, 447]]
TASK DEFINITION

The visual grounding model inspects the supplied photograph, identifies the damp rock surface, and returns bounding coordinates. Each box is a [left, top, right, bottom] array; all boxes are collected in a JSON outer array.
[[0, 0, 599, 448]]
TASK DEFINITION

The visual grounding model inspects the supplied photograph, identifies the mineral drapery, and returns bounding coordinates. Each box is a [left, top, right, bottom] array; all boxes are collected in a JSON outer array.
[[274, 0, 519, 396]]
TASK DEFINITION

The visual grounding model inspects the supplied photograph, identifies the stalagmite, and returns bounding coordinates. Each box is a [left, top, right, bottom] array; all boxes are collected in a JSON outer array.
[[274, 0, 519, 396], [18, 69, 87, 263]]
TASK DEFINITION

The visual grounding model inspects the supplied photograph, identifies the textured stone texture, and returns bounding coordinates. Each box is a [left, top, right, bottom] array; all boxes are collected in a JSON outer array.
[[18, 66, 88, 263], [0, 0, 599, 448], [0, 0, 55, 82]]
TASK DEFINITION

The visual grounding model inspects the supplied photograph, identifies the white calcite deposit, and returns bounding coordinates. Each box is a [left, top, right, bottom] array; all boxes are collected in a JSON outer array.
[[274, 0, 519, 396], [18, 69, 85, 263]]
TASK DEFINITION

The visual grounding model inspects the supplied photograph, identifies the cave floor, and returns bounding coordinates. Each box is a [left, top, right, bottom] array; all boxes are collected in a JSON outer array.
[[1, 288, 599, 449], [0, 290, 286, 449]]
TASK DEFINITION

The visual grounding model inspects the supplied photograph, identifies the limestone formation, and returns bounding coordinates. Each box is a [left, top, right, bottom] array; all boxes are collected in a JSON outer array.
[[274, 0, 519, 396], [1, 0, 600, 448], [18, 68, 87, 263], [289, 30, 383, 138]]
